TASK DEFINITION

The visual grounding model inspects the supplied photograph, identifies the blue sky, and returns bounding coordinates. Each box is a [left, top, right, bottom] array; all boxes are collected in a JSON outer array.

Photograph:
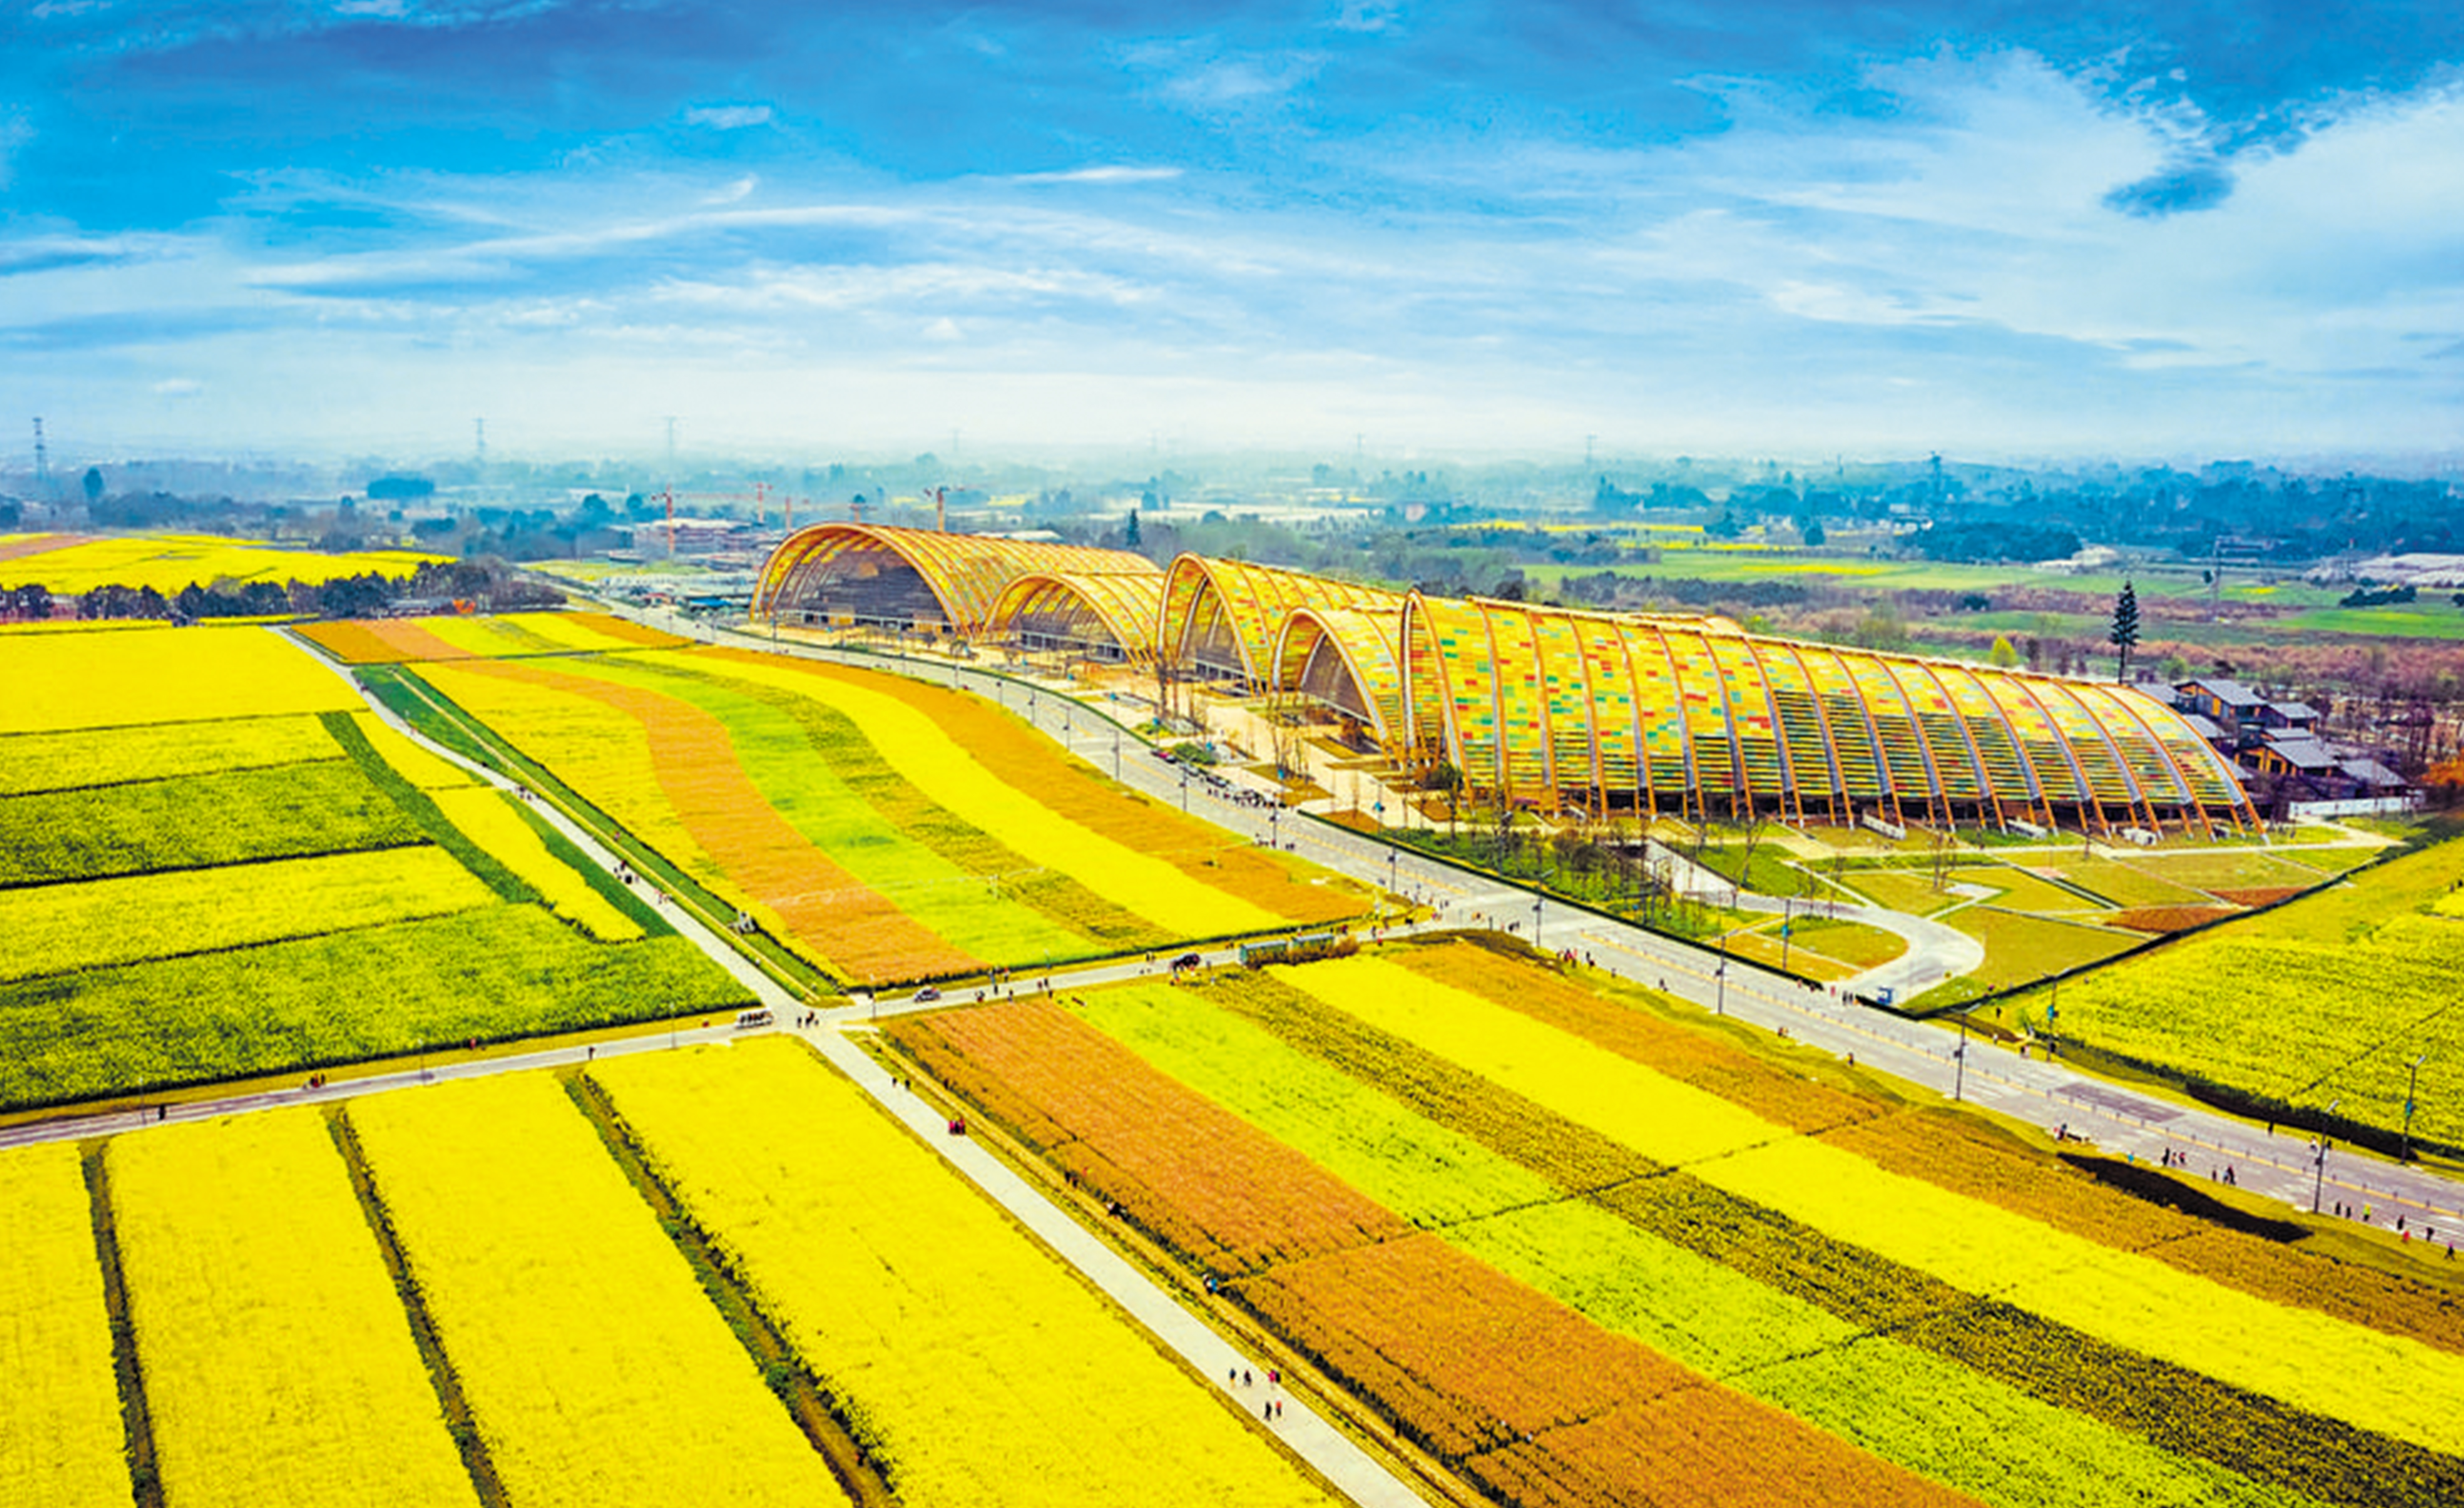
[[2, 1, 2459, 464]]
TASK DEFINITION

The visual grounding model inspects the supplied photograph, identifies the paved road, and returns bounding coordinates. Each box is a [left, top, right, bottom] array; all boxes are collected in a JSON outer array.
[[676, 617, 2464, 1246]]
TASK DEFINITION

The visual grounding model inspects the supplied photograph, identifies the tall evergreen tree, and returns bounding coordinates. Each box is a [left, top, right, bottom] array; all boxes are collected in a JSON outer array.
[[2109, 579, 2140, 681]]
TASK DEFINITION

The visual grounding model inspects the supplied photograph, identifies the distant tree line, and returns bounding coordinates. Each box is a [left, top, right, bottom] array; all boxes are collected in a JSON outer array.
[[1908, 521, 2082, 563], [2338, 583, 2419, 608], [0, 558, 560, 625]]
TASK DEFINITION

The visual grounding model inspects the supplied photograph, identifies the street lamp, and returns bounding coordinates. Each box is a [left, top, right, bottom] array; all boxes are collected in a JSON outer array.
[[1714, 936, 1729, 1016], [1113, 728, 1122, 780], [1179, 767, 1190, 811], [2312, 1099, 2342, 1215], [1952, 1010, 1970, 1103], [1780, 894, 1795, 972], [2405, 1053, 2428, 1160], [1533, 894, 1544, 944]]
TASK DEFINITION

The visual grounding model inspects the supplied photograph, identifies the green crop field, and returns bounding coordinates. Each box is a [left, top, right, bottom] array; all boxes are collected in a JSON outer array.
[[2028, 834, 2464, 1148]]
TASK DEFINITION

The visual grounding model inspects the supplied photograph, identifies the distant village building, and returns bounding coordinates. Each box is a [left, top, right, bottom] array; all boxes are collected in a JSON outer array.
[[2172, 677, 2414, 817]]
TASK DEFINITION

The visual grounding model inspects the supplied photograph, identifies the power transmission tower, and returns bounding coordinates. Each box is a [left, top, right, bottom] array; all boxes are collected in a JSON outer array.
[[31, 417, 47, 486]]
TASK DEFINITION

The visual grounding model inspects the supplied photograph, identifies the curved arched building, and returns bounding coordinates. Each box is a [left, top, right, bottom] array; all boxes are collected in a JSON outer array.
[[984, 571, 1169, 664], [754, 523, 1156, 637], [1394, 594, 2252, 831], [752, 528, 2251, 831], [1158, 555, 1404, 686]]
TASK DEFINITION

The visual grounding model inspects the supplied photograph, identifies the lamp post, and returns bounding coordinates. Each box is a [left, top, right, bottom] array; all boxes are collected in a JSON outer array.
[[1952, 1010, 1970, 1103], [2312, 1099, 2341, 1214], [2404, 1054, 2427, 1160], [1780, 894, 1795, 972], [1715, 936, 1729, 1016], [1533, 893, 1544, 945], [1113, 728, 1122, 780], [1179, 767, 1189, 811]]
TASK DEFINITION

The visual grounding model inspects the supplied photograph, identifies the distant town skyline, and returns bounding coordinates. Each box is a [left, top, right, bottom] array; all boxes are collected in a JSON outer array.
[[2, 2, 2459, 465]]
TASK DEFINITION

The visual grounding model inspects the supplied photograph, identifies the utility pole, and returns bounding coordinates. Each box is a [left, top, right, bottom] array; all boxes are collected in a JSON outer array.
[[1952, 1010, 1970, 1102], [2312, 1099, 2341, 1214], [31, 417, 47, 488], [2405, 1054, 2427, 1160]]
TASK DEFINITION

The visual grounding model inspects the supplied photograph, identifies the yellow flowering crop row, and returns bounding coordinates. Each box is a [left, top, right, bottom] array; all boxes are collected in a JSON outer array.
[[0, 712, 341, 795], [0, 533, 447, 594], [0, 1143, 129, 1507], [590, 1039, 1334, 1508], [110, 1109, 478, 1508], [427, 787, 641, 941], [348, 1073, 847, 1508], [1277, 952, 2464, 1459], [673, 652, 1282, 940], [1, 846, 496, 982], [419, 611, 682, 658], [0, 623, 358, 734], [414, 659, 730, 879], [346, 709, 473, 791]]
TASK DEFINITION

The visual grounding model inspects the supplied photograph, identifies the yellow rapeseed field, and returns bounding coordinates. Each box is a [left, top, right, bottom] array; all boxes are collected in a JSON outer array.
[[347, 710, 473, 790], [414, 659, 735, 894], [0, 534, 446, 595], [1277, 952, 2464, 1459], [0, 712, 341, 795], [675, 653, 1281, 940], [0, 1142, 130, 1508], [0, 622, 358, 734], [109, 1109, 478, 1508], [1, 845, 496, 982], [591, 1039, 1334, 1508], [421, 611, 675, 658], [428, 787, 640, 940], [347, 1073, 849, 1508]]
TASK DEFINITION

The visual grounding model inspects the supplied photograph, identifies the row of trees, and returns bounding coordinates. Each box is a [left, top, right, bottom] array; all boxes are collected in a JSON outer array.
[[1, 557, 561, 625]]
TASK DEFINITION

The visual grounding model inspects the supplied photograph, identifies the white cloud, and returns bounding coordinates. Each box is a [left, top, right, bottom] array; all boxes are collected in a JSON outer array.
[[923, 316, 963, 342], [151, 377, 203, 397], [703, 175, 758, 205], [684, 104, 775, 131], [1002, 166, 1184, 186]]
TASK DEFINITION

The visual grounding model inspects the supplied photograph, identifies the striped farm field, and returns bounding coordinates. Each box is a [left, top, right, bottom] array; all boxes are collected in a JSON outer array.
[[890, 946, 2464, 1508], [0, 712, 340, 794], [1275, 951, 2464, 1462], [701, 646, 1364, 926], [589, 1036, 1338, 1508], [0, 622, 748, 1112], [404, 637, 1367, 983], [1203, 968, 2460, 1507], [1317, 940, 2464, 1361], [0, 845, 496, 982], [296, 610, 688, 665], [0, 759, 424, 886], [891, 998, 1417, 1279], [427, 787, 641, 940], [1072, 982, 2337, 1508], [347, 1072, 850, 1508], [0, 1143, 129, 1508], [109, 1109, 478, 1508]]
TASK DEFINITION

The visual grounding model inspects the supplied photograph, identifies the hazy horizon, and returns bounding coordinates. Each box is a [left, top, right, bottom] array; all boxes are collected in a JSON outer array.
[[4, 3, 2459, 467]]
